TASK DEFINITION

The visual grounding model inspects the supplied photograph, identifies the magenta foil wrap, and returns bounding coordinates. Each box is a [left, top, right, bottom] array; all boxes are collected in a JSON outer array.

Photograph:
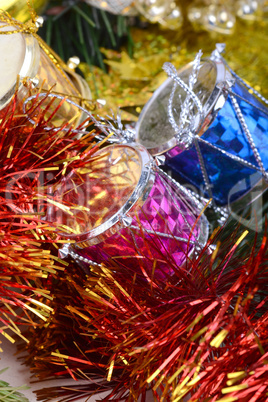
[[76, 171, 203, 279]]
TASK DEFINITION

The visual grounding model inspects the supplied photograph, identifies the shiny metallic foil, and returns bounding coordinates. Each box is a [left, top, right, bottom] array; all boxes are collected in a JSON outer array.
[[1, 0, 48, 22]]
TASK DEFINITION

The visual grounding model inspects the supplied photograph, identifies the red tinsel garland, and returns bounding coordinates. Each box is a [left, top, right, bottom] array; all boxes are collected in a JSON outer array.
[[0, 90, 99, 342], [1, 89, 267, 402], [20, 222, 268, 402]]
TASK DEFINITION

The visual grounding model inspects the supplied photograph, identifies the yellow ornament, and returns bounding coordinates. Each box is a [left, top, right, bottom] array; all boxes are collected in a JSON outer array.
[[0, 0, 48, 22]]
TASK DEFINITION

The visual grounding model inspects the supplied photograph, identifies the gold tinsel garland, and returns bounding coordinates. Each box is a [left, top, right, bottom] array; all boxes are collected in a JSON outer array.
[[81, 19, 268, 120]]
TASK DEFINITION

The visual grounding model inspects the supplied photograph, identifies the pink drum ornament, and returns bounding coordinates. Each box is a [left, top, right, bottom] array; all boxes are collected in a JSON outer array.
[[55, 144, 208, 280]]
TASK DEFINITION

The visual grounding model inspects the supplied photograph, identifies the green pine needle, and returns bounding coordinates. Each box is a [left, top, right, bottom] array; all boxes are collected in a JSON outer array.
[[0, 369, 29, 402], [100, 9, 116, 47], [73, 5, 95, 27], [75, 12, 84, 45], [39, 1, 133, 69], [45, 16, 53, 46]]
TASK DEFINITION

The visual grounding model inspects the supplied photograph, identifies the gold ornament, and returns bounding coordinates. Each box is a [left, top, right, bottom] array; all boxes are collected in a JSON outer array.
[[0, 0, 48, 22]]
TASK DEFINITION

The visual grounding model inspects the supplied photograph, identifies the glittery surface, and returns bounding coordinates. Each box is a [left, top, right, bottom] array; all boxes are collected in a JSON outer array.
[[137, 60, 216, 148], [79, 19, 268, 120], [166, 80, 268, 205], [35, 49, 82, 127], [1, 0, 48, 22], [77, 171, 204, 279], [53, 145, 142, 235], [79, 41, 197, 120]]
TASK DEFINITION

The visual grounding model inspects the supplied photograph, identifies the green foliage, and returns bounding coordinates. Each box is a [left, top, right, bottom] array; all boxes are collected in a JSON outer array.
[[39, 0, 133, 68], [0, 369, 29, 402]]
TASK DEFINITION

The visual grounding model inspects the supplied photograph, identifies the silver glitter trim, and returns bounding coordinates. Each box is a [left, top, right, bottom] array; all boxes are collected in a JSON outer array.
[[64, 165, 208, 265], [69, 249, 102, 267], [166, 51, 202, 147], [156, 166, 208, 249], [129, 224, 196, 246], [198, 137, 261, 171], [194, 137, 214, 203], [165, 50, 268, 209], [229, 90, 268, 117], [163, 60, 203, 120]]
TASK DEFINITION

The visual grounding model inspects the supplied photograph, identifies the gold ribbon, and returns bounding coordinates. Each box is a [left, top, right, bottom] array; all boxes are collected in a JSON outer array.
[[0, 1, 95, 110]]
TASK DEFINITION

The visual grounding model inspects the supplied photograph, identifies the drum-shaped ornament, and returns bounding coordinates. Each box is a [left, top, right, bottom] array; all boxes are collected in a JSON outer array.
[[135, 46, 268, 206], [54, 144, 208, 280], [0, 19, 91, 128]]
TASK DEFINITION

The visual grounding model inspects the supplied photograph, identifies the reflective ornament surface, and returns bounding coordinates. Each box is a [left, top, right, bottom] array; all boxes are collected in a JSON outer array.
[[54, 144, 208, 279], [157, 4, 183, 30], [136, 60, 217, 152], [54, 145, 145, 237], [188, 2, 236, 35], [135, 48, 268, 206], [135, 0, 170, 21], [235, 0, 263, 20], [166, 79, 268, 205], [0, 18, 91, 128], [135, 0, 183, 29], [1, 0, 48, 22], [0, 24, 28, 103]]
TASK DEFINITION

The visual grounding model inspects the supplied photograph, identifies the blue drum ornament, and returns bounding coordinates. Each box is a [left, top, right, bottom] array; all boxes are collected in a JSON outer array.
[[135, 44, 268, 206]]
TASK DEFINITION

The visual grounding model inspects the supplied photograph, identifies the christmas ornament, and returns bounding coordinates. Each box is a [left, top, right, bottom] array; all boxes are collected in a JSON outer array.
[[130, 45, 268, 206], [188, 0, 266, 34], [235, 0, 264, 20], [188, 1, 236, 35], [79, 21, 268, 121], [51, 143, 208, 279], [0, 13, 92, 129], [135, 0, 183, 30], [0, 0, 48, 22], [84, 0, 182, 29]]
